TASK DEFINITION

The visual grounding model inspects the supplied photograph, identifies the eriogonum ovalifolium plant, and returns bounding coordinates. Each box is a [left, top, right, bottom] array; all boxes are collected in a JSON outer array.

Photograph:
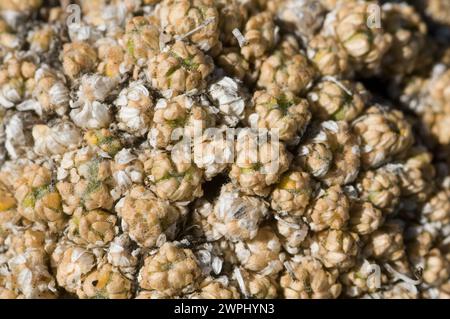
[[0, 0, 449, 299]]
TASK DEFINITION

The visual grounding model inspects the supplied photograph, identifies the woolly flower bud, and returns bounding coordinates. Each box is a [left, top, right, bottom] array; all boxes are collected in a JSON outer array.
[[356, 165, 401, 214], [353, 105, 414, 169], [241, 12, 278, 61], [257, 39, 316, 95], [323, 1, 393, 74], [7, 249, 57, 299], [193, 127, 234, 180], [363, 221, 406, 262], [110, 149, 144, 199], [340, 259, 386, 297], [96, 40, 125, 78], [422, 189, 450, 224], [14, 164, 66, 232], [158, 0, 220, 51], [4, 111, 38, 160], [271, 170, 314, 217], [0, 53, 37, 109], [107, 234, 140, 277], [381, 2, 427, 76], [307, 34, 351, 77], [149, 95, 215, 150], [422, 248, 449, 287], [311, 229, 359, 271], [67, 208, 118, 248], [141, 150, 204, 202], [147, 40, 214, 96], [84, 128, 123, 157], [307, 185, 350, 231], [280, 256, 341, 299], [123, 16, 160, 65], [77, 74, 117, 103], [297, 121, 360, 186], [70, 100, 112, 130], [229, 129, 291, 196], [27, 25, 56, 54], [116, 185, 184, 248], [398, 147, 435, 203], [216, 49, 253, 83], [26, 65, 70, 116], [248, 89, 311, 144], [307, 79, 369, 122], [138, 242, 201, 296], [56, 149, 114, 214], [348, 201, 383, 235]]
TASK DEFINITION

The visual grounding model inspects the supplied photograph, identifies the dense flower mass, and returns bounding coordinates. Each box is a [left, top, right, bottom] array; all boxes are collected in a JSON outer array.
[[0, 0, 449, 299]]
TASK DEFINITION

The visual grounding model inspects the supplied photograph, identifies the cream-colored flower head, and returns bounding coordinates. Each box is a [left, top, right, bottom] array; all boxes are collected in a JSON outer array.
[[147, 40, 214, 96], [356, 165, 401, 214], [248, 88, 311, 144], [323, 0, 393, 75], [257, 37, 316, 95], [241, 11, 278, 61], [141, 149, 204, 202], [123, 16, 161, 66], [348, 201, 383, 235], [363, 220, 406, 262], [67, 208, 118, 248], [14, 163, 66, 232], [307, 79, 369, 122], [352, 105, 414, 169], [56, 147, 115, 215], [271, 170, 314, 217], [149, 95, 215, 150], [306, 185, 350, 231], [307, 34, 351, 77], [230, 128, 291, 196], [116, 185, 184, 248], [138, 242, 201, 296], [381, 2, 427, 76], [62, 42, 98, 80], [280, 256, 341, 299], [311, 229, 359, 271], [297, 121, 360, 186], [53, 244, 96, 293], [158, 0, 220, 51], [422, 189, 450, 225]]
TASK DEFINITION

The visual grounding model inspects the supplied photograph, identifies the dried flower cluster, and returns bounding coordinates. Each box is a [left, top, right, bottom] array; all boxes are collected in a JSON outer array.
[[0, 0, 449, 299]]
